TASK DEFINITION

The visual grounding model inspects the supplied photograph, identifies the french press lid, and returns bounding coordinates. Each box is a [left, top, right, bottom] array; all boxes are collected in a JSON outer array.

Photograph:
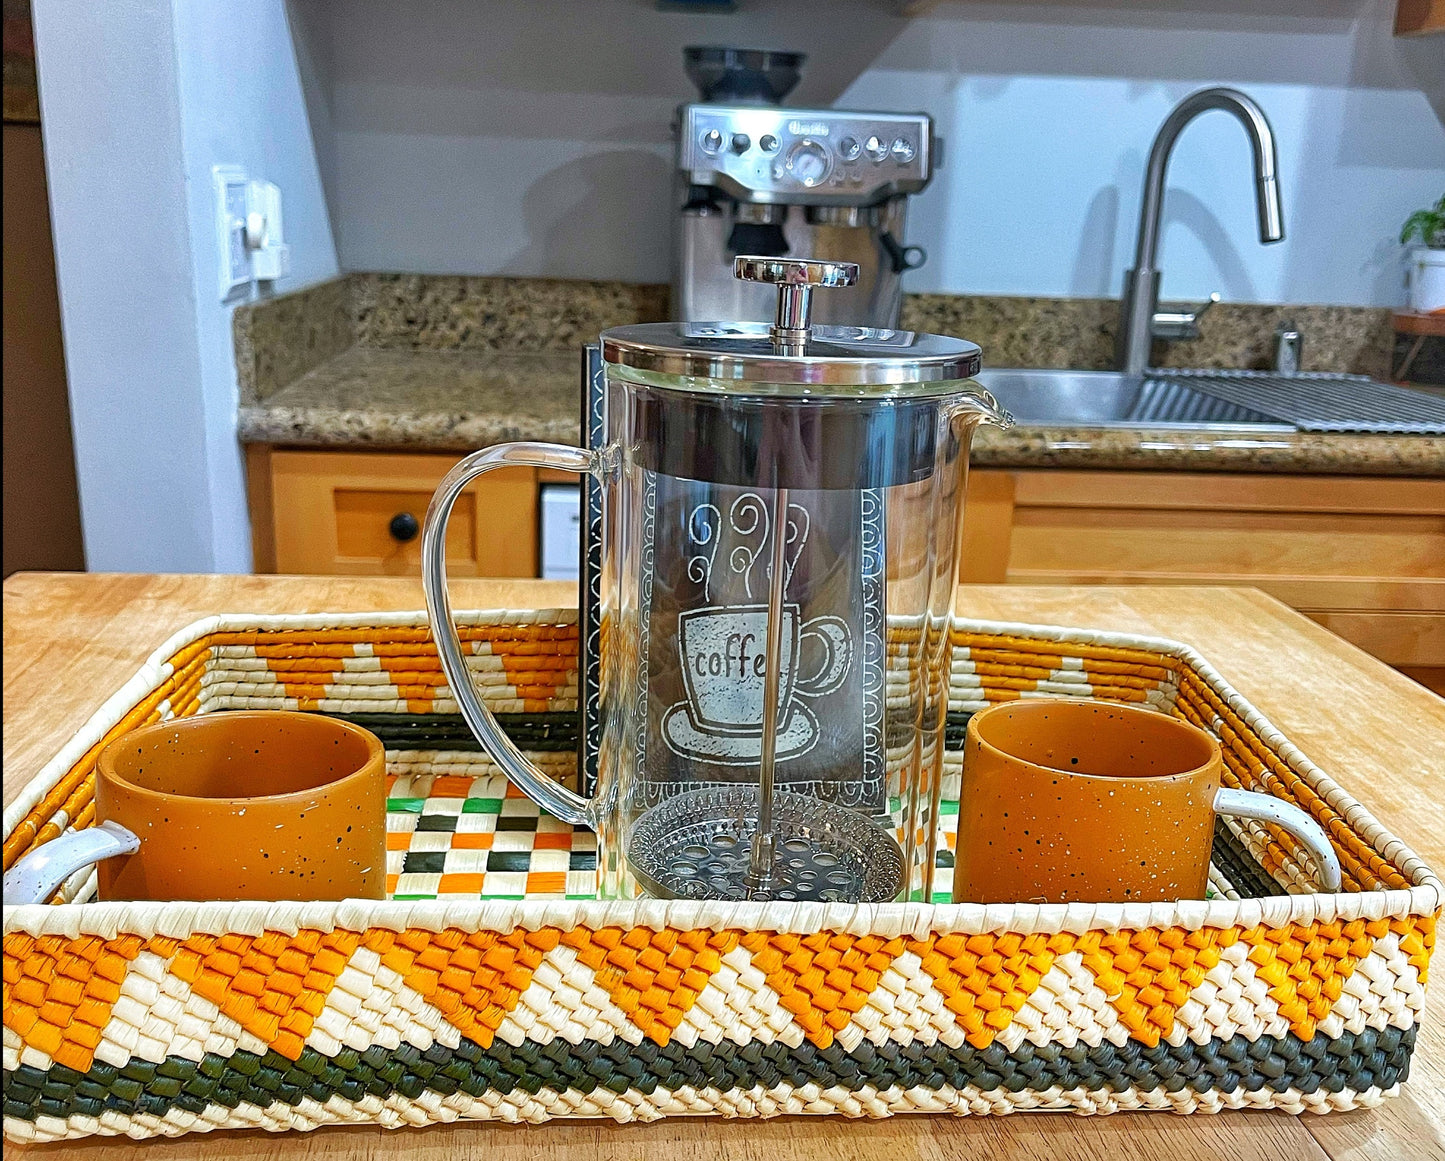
[[602, 257, 982, 389], [600, 257, 997, 490]]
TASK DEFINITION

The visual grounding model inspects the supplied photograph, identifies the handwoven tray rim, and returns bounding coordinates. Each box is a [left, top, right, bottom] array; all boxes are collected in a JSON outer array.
[[5, 607, 1441, 940]]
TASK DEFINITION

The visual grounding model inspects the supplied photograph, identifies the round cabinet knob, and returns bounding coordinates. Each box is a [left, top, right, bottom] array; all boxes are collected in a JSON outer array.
[[731, 132, 751, 154], [701, 129, 723, 155], [864, 134, 888, 163], [389, 512, 420, 543], [890, 137, 916, 164], [785, 138, 832, 187]]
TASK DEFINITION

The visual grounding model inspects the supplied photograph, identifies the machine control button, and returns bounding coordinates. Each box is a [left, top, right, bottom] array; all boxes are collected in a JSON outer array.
[[701, 129, 723, 155], [838, 135, 861, 161], [759, 133, 779, 153], [890, 137, 916, 163], [731, 132, 751, 154], [785, 138, 832, 187], [864, 134, 888, 163]]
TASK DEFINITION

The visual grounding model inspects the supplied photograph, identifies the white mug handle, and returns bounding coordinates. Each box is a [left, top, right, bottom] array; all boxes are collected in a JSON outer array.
[[2, 821, 140, 905], [1213, 787, 1342, 891]]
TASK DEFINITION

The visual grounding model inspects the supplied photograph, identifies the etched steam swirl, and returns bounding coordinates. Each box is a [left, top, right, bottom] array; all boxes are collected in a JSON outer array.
[[685, 502, 721, 600]]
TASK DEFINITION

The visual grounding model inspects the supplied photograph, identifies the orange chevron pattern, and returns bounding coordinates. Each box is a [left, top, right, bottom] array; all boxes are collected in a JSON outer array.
[[2, 914, 1437, 1075], [564, 925, 740, 1045], [365, 925, 560, 1048], [1079, 928, 1228, 1047], [1243, 919, 1376, 1041], [907, 930, 1065, 1049], [167, 929, 362, 1060], [2, 933, 145, 1071], [740, 931, 908, 1049], [205, 625, 579, 714]]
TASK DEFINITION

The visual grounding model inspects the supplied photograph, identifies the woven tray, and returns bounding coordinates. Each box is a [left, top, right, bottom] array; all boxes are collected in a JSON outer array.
[[2, 609, 1438, 1144]]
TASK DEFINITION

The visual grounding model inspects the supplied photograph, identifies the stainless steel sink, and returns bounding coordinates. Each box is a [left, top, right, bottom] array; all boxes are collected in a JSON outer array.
[[973, 368, 1291, 430], [972, 368, 1445, 434]]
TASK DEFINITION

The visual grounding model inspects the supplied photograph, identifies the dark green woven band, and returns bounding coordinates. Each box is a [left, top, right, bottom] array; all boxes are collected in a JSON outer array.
[[323, 711, 581, 753], [3, 1025, 1415, 1125]]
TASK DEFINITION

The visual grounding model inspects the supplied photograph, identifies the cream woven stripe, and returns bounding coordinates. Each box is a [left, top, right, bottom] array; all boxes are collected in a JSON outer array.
[[6, 883, 1435, 941], [2, 1080, 1400, 1142]]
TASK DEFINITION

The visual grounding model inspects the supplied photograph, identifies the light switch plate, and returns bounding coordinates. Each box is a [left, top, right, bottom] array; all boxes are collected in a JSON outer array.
[[212, 165, 249, 299], [246, 179, 291, 282]]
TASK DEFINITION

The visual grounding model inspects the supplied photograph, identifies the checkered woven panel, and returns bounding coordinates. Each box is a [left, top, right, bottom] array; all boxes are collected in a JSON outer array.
[[386, 765, 596, 900], [380, 751, 1278, 905]]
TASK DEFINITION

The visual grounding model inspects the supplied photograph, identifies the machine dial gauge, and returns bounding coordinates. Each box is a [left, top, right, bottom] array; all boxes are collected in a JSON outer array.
[[785, 138, 832, 187]]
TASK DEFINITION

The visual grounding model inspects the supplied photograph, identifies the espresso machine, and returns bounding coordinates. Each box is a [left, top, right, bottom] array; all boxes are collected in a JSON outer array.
[[673, 46, 936, 328]]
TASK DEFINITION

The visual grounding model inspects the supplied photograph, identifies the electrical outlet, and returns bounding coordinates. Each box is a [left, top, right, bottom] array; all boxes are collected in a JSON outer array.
[[212, 165, 249, 299]]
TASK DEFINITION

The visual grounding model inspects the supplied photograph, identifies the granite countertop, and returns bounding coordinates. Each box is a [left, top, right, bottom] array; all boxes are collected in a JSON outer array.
[[237, 346, 1445, 476], [234, 274, 1444, 476], [240, 349, 584, 449]]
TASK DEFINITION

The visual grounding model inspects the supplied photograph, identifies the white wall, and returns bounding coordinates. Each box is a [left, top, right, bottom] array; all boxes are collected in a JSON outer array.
[[33, 0, 215, 572], [324, 0, 1444, 306], [171, 0, 341, 570], [33, 0, 339, 572]]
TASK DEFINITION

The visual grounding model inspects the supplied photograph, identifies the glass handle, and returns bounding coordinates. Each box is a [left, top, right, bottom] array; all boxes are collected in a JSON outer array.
[[422, 442, 598, 827], [1213, 787, 1343, 892]]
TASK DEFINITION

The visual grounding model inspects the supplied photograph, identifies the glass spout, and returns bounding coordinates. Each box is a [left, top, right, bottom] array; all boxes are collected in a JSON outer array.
[[949, 382, 1013, 430]]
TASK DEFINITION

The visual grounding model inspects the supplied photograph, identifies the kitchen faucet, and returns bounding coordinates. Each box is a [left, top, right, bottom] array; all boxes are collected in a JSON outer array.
[[1116, 87, 1284, 375]]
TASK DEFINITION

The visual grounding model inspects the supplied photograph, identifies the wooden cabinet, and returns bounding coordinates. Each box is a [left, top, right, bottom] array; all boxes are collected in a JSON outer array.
[[247, 447, 562, 578], [960, 468, 1445, 686], [248, 448, 1444, 686], [1395, 0, 1445, 35]]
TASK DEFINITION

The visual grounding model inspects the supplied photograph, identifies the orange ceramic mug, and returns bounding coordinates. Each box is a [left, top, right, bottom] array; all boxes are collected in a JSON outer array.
[[952, 699, 1342, 904], [4, 712, 386, 905]]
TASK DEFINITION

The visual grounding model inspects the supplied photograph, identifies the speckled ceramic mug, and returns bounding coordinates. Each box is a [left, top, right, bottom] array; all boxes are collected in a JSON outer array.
[[952, 699, 1341, 905], [4, 712, 386, 904]]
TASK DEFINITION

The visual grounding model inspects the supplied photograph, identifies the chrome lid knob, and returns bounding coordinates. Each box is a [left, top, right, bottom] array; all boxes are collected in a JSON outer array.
[[733, 256, 860, 352]]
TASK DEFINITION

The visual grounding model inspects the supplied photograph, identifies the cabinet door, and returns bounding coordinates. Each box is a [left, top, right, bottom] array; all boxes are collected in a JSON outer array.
[[967, 469, 1445, 668], [265, 450, 537, 576]]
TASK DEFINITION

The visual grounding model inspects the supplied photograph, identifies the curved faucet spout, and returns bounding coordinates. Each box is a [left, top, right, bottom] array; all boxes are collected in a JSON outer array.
[[1117, 87, 1285, 375], [1134, 87, 1284, 271]]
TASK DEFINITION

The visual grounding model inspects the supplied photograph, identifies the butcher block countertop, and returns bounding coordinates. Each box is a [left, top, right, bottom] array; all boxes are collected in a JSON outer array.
[[4, 573, 1443, 1161]]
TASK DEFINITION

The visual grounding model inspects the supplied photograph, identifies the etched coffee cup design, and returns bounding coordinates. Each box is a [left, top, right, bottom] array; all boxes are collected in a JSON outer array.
[[677, 604, 851, 738]]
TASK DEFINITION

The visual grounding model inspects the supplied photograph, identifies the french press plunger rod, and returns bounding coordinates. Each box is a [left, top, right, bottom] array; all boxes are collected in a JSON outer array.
[[626, 257, 907, 903]]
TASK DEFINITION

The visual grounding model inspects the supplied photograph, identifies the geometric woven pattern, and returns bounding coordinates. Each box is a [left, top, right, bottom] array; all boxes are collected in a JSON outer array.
[[3, 608, 1440, 1143], [3, 914, 1431, 1140]]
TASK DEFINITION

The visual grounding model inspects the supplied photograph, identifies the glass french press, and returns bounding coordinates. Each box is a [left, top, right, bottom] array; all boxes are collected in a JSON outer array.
[[423, 257, 1007, 902]]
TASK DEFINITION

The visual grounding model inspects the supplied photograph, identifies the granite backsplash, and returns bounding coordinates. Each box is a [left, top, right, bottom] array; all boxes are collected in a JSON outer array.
[[233, 272, 1397, 405]]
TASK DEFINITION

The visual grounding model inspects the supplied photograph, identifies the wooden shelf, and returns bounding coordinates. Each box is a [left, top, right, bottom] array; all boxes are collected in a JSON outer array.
[[1393, 310, 1445, 337], [1395, 0, 1445, 35]]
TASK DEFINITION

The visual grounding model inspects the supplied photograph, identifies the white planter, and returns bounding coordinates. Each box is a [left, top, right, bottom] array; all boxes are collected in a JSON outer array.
[[1407, 246, 1445, 313]]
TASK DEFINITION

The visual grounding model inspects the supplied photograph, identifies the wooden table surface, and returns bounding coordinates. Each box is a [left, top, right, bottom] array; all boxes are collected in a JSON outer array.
[[5, 573, 1443, 1161]]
